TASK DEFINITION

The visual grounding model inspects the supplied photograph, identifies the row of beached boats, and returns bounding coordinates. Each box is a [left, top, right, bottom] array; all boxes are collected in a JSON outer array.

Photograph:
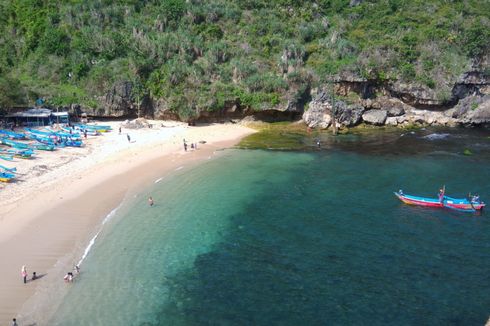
[[0, 124, 112, 182]]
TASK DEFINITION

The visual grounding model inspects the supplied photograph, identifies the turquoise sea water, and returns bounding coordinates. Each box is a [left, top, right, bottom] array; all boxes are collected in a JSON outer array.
[[50, 128, 490, 325]]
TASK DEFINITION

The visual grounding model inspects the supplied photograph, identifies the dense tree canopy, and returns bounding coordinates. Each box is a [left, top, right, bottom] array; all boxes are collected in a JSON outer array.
[[0, 0, 488, 118]]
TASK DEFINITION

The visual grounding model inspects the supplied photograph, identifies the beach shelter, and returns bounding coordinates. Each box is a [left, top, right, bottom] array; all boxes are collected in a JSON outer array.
[[51, 112, 70, 124], [5, 108, 52, 127], [4, 108, 70, 127]]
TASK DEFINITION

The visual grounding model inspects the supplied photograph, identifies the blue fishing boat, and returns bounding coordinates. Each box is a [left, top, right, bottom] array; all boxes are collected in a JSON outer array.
[[75, 124, 112, 132], [0, 155, 14, 161], [0, 165, 16, 173], [63, 126, 99, 136], [0, 129, 26, 140], [0, 148, 35, 159], [32, 143, 56, 151], [0, 171, 15, 182], [0, 138, 31, 149]]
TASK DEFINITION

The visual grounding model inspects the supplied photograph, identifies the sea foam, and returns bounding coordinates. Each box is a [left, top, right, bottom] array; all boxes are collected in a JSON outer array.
[[77, 203, 122, 267], [422, 133, 450, 140]]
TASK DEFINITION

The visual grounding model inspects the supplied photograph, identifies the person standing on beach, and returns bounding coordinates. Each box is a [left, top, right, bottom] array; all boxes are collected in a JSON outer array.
[[12, 318, 18, 326], [119, 126, 122, 134], [21, 266, 27, 284], [127, 134, 131, 143]]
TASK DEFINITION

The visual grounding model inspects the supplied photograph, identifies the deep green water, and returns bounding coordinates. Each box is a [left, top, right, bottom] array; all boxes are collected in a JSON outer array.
[[49, 128, 490, 325]]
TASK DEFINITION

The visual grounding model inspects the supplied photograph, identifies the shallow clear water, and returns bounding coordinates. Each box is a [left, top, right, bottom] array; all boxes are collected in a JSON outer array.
[[50, 128, 490, 325]]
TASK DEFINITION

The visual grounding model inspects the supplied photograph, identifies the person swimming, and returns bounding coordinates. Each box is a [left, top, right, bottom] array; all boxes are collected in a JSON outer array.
[[64, 272, 74, 282]]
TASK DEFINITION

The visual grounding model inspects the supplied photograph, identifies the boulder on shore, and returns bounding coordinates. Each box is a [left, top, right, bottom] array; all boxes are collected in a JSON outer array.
[[362, 109, 387, 125]]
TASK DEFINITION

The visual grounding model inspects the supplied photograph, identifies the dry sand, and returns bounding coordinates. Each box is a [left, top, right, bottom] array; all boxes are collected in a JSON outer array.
[[0, 120, 255, 325]]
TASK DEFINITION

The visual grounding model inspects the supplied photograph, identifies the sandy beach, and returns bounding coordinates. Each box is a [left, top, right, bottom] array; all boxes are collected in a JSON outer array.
[[0, 120, 255, 325]]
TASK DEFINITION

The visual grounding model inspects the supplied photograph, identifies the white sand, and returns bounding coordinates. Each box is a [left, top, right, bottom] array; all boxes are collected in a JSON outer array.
[[0, 120, 255, 325]]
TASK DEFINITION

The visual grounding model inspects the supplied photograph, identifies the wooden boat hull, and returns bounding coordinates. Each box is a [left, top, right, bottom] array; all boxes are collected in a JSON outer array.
[[395, 192, 485, 212], [394, 192, 442, 208]]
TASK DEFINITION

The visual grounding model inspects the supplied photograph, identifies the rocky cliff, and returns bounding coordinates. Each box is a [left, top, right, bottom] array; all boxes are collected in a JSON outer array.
[[77, 57, 489, 128], [303, 56, 489, 128]]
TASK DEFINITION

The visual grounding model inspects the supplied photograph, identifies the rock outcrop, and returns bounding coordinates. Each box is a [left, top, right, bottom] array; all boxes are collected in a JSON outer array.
[[336, 103, 365, 126], [362, 109, 387, 125], [451, 95, 490, 125], [301, 58, 489, 128], [302, 87, 488, 128], [303, 95, 332, 129], [100, 81, 134, 117]]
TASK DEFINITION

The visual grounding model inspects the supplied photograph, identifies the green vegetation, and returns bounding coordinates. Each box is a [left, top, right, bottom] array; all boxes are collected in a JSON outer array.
[[0, 0, 488, 119]]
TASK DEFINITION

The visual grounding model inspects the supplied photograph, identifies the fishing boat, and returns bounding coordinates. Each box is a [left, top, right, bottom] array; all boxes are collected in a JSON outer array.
[[394, 190, 485, 213], [0, 148, 34, 159], [43, 127, 82, 140], [75, 124, 112, 132], [0, 171, 15, 182], [0, 129, 26, 140], [24, 128, 58, 140], [62, 126, 99, 136], [0, 165, 16, 173], [0, 138, 31, 149], [0, 154, 14, 161], [32, 143, 56, 151]]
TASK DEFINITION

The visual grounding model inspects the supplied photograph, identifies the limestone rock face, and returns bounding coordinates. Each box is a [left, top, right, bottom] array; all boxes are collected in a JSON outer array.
[[452, 95, 490, 125], [453, 55, 490, 99], [100, 81, 134, 117], [302, 88, 365, 128], [385, 116, 406, 126], [303, 104, 331, 129], [462, 99, 490, 125], [302, 89, 332, 128], [152, 98, 179, 120], [388, 82, 442, 107], [362, 97, 407, 116], [362, 109, 387, 125], [336, 103, 365, 126], [403, 108, 457, 126]]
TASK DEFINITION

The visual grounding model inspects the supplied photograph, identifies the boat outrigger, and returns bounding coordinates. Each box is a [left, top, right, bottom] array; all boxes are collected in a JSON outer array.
[[395, 190, 485, 213]]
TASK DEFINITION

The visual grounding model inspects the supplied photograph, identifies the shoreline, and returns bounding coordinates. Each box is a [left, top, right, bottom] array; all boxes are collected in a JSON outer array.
[[0, 121, 255, 325]]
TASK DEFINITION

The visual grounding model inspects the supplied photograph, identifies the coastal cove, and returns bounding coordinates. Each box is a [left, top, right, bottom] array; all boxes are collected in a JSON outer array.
[[10, 124, 490, 325], [1, 1, 489, 323]]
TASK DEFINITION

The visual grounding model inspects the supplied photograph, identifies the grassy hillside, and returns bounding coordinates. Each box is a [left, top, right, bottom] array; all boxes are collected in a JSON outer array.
[[0, 0, 488, 118]]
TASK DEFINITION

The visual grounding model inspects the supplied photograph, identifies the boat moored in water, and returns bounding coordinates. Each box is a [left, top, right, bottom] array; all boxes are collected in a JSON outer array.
[[394, 190, 485, 213]]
